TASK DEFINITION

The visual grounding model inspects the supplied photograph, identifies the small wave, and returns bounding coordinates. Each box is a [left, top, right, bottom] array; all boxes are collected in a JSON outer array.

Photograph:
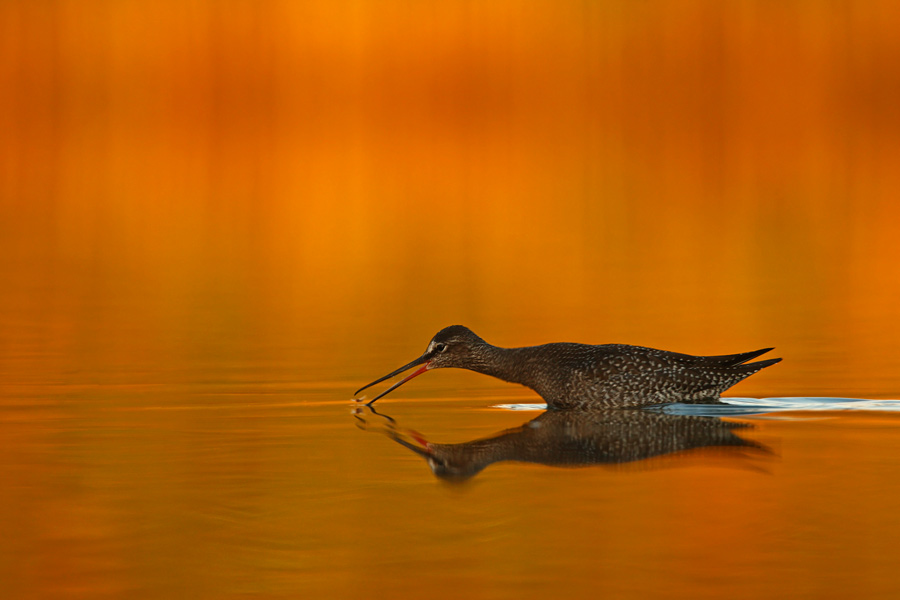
[[492, 397, 900, 416], [493, 403, 547, 411]]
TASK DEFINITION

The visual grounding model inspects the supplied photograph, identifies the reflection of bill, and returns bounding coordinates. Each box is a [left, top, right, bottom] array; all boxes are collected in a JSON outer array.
[[354, 406, 771, 482]]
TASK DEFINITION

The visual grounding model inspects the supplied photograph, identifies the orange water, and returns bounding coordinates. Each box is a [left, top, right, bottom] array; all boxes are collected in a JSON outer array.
[[3, 2, 900, 598]]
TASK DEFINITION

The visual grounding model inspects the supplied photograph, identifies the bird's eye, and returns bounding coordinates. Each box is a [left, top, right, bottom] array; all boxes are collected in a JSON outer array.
[[434, 343, 447, 353]]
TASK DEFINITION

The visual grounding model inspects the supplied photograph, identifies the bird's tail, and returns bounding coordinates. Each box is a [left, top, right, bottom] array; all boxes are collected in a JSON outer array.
[[703, 348, 775, 367], [725, 356, 782, 386]]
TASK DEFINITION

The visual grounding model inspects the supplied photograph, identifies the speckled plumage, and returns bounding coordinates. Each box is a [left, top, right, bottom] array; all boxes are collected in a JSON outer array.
[[355, 325, 782, 409]]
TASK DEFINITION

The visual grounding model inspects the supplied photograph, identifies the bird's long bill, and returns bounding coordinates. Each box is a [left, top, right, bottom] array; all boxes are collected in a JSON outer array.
[[355, 355, 432, 405]]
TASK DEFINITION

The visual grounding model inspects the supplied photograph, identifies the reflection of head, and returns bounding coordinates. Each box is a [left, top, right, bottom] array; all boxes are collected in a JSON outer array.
[[425, 454, 488, 481], [378, 427, 496, 481]]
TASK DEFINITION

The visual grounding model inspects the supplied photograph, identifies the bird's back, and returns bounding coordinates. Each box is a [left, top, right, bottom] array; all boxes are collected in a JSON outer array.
[[518, 343, 781, 409]]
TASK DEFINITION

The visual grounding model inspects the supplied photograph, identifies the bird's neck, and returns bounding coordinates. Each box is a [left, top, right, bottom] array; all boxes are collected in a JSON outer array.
[[469, 344, 535, 389]]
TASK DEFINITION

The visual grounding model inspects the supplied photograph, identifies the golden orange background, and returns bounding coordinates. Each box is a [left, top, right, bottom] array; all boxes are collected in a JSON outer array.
[[4, 2, 900, 396], [3, 2, 900, 598]]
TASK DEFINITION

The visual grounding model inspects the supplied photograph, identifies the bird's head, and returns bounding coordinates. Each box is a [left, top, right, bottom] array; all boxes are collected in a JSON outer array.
[[354, 325, 487, 404]]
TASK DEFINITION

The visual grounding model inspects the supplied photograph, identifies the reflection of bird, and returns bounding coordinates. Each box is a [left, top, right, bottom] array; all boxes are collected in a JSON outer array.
[[355, 325, 781, 409], [354, 405, 768, 481]]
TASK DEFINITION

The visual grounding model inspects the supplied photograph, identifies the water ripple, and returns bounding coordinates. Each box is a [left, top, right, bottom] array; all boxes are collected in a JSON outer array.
[[494, 397, 900, 416]]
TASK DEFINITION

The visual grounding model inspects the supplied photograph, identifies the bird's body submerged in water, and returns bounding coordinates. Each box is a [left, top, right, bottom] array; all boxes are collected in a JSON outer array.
[[355, 325, 782, 409]]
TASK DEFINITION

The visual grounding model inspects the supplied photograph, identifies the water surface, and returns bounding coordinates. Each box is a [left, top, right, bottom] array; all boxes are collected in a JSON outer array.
[[5, 364, 900, 600]]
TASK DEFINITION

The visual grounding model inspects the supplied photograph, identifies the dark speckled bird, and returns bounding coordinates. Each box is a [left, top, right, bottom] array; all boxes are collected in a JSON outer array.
[[354, 325, 782, 409]]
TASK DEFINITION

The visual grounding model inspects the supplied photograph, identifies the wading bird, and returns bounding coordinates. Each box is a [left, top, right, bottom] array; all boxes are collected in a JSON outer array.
[[354, 325, 780, 409]]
